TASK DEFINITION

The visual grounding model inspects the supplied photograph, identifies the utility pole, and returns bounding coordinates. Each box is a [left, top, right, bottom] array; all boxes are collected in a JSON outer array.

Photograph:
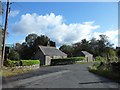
[[1, 0, 10, 66]]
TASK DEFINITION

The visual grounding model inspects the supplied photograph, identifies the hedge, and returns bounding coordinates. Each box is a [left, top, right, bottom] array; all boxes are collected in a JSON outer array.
[[7, 60, 40, 67], [51, 57, 85, 66], [70, 57, 85, 61], [21, 60, 40, 66], [7, 60, 20, 67]]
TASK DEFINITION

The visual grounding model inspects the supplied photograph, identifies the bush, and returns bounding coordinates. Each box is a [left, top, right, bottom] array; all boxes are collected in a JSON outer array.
[[8, 49, 20, 60], [7, 60, 40, 67], [7, 60, 20, 67], [71, 57, 85, 61], [95, 56, 104, 62], [92, 61, 101, 68], [51, 57, 85, 66], [51, 58, 74, 65], [89, 62, 120, 82], [110, 62, 120, 73], [21, 60, 40, 66]]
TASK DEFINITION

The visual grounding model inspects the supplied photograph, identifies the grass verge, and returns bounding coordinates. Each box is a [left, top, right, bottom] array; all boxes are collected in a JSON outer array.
[[0, 66, 37, 77], [88, 65, 120, 83]]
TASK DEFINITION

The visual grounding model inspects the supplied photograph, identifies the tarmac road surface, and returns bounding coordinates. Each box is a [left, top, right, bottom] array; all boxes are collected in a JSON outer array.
[[2, 63, 120, 88]]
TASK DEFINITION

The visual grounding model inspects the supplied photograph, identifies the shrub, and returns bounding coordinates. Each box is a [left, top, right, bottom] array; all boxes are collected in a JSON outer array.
[[20, 60, 40, 66], [51, 57, 81, 66], [8, 49, 20, 60], [51, 57, 85, 66], [92, 61, 101, 68], [110, 62, 120, 73], [71, 57, 85, 61], [6, 60, 40, 67], [95, 56, 104, 62], [89, 62, 120, 82], [7, 60, 20, 67]]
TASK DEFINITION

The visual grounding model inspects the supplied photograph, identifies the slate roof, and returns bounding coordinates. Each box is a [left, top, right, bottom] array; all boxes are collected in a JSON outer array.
[[39, 46, 67, 56], [81, 51, 93, 56]]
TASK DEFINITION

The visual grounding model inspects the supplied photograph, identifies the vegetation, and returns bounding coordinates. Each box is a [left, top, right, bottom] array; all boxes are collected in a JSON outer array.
[[95, 56, 105, 62], [51, 57, 85, 65], [21, 60, 40, 66], [14, 34, 56, 60], [6, 34, 118, 63], [8, 49, 20, 60], [6, 60, 40, 67], [1, 66, 36, 77], [7, 60, 20, 67], [88, 62, 120, 82], [59, 45, 74, 57], [59, 35, 117, 62]]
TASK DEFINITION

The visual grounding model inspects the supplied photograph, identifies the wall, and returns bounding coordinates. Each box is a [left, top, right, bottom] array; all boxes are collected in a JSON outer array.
[[45, 56, 51, 65], [45, 55, 67, 65], [85, 55, 93, 62], [34, 49, 45, 66]]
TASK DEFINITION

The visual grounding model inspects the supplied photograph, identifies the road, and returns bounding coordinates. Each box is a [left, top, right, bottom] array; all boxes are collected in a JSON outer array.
[[2, 63, 120, 88]]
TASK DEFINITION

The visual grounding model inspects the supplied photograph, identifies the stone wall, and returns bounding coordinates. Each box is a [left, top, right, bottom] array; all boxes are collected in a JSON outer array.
[[13, 64, 40, 69]]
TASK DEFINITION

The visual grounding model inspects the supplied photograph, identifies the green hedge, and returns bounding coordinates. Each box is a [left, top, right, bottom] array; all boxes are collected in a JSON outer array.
[[70, 57, 85, 61], [7, 60, 20, 67], [51, 57, 85, 66], [21, 60, 40, 66], [7, 60, 40, 67]]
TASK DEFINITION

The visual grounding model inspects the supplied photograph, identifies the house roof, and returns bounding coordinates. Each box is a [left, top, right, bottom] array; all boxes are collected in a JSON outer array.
[[81, 51, 93, 56], [39, 46, 67, 56]]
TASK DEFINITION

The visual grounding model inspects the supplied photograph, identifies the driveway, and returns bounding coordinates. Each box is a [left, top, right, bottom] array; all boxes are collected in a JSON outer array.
[[2, 63, 120, 88]]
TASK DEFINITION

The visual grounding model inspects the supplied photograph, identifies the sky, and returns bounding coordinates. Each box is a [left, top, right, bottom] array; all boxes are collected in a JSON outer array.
[[2, 2, 118, 47]]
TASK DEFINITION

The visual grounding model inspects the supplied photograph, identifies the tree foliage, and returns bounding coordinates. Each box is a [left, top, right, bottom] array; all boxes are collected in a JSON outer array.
[[13, 34, 56, 60], [59, 45, 74, 57], [8, 49, 20, 60], [59, 34, 116, 62], [25, 34, 38, 47]]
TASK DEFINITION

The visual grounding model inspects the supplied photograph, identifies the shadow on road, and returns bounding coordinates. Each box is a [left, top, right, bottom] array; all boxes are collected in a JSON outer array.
[[79, 81, 111, 84]]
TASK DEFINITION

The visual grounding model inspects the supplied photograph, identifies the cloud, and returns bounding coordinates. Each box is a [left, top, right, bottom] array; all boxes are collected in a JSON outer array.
[[9, 10, 19, 17], [11, 13, 117, 47], [93, 30, 118, 46]]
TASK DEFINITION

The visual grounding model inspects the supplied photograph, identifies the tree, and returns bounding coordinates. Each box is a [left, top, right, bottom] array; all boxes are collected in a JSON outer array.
[[18, 34, 56, 59], [25, 33, 38, 47], [72, 39, 90, 56], [8, 49, 20, 60], [59, 45, 74, 57], [15, 43, 22, 51], [89, 38, 99, 57], [116, 47, 120, 62], [49, 40, 56, 47], [80, 39, 90, 51], [97, 34, 114, 58], [33, 35, 50, 47], [33, 35, 56, 51]]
